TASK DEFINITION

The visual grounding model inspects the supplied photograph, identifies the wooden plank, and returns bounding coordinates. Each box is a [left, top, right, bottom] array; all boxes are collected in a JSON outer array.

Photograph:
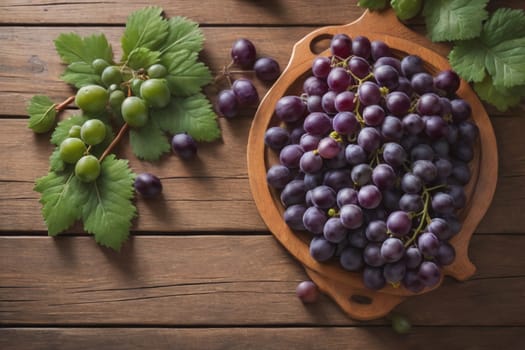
[[0, 0, 366, 25], [1, 115, 524, 233], [1, 327, 524, 350], [0, 235, 524, 326], [0, 25, 451, 117]]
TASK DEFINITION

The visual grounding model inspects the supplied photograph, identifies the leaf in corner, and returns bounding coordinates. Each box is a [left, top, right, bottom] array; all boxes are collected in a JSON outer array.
[[152, 93, 221, 142], [126, 47, 161, 70], [162, 50, 212, 96], [121, 6, 169, 61], [474, 75, 525, 112], [423, 0, 488, 42], [60, 62, 102, 88], [27, 95, 57, 133], [449, 8, 525, 87], [159, 16, 204, 55], [357, 0, 388, 11], [82, 155, 136, 250], [34, 170, 87, 236], [54, 32, 113, 65], [129, 121, 171, 161], [49, 148, 66, 172]]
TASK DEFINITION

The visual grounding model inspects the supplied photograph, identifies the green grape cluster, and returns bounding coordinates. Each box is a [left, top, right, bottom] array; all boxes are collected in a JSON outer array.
[[75, 58, 173, 129], [58, 118, 106, 182]]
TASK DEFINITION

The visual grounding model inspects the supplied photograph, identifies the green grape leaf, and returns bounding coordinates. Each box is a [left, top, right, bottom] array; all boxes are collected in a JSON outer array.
[[81, 155, 136, 251], [449, 8, 525, 87], [34, 170, 87, 236], [54, 32, 113, 65], [61, 62, 102, 88], [162, 50, 212, 96], [358, 0, 388, 11], [474, 75, 525, 111], [126, 47, 161, 70], [391, 0, 422, 21], [159, 16, 204, 55], [51, 114, 88, 146], [121, 6, 169, 61], [423, 0, 488, 42], [49, 148, 66, 172], [129, 121, 171, 161], [27, 95, 57, 133], [152, 93, 221, 142]]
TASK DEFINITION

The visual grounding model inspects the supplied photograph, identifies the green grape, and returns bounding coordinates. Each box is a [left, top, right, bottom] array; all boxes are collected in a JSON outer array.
[[108, 83, 121, 93], [121, 96, 149, 127], [391, 313, 411, 334], [140, 78, 171, 108], [80, 119, 106, 146], [101, 66, 123, 87], [390, 0, 422, 20], [75, 155, 101, 183], [147, 64, 168, 78], [130, 78, 143, 96], [109, 90, 126, 111], [92, 58, 109, 75], [75, 85, 109, 114], [68, 125, 82, 138], [59, 137, 87, 164]]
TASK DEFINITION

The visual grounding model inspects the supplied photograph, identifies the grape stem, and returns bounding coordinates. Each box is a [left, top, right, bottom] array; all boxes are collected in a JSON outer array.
[[55, 95, 75, 112], [99, 122, 129, 162]]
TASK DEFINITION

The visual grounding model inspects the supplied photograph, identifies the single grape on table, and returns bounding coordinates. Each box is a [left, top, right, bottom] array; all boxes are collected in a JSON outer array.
[[263, 33, 478, 293]]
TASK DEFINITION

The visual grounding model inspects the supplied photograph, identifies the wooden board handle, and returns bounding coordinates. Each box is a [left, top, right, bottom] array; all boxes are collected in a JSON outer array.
[[305, 267, 404, 321]]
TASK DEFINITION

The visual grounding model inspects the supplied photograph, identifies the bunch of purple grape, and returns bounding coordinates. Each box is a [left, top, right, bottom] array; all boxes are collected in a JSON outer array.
[[265, 33, 479, 292], [216, 38, 281, 118]]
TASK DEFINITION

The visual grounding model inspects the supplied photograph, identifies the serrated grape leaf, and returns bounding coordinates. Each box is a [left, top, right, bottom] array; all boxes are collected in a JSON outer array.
[[34, 170, 87, 236], [129, 121, 171, 161], [159, 16, 204, 55], [162, 50, 212, 96], [81, 155, 136, 250], [449, 8, 525, 87], [423, 0, 488, 42], [126, 47, 161, 70], [121, 6, 169, 61], [152, 93, 221, 142], [474, 75, 525, 111], [54, 32, 113, 65], [51, 114, 88, 146], [27, 95, 57, 133], [61, 62, 102, 88], [357, 0, 387, 10], [49, 148, 66, 172]]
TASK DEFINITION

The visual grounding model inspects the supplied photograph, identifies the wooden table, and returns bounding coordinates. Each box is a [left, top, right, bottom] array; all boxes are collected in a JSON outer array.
[[1, 1, 524, 348]]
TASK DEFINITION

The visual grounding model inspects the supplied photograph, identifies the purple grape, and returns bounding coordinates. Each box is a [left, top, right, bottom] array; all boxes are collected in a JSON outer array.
[[357, 127, 381, 153], [405, 246, 422, 269], [312, 56, 331, 78], [337, 187, 358, 207], [386, 211, 412, 237], [311, 185, 337, 209], [358, 81, 381, 106], [435, 158, 453, 178], [411, 72, 434, 95], [327, 67, 351, 92], [345, 144, 367, 165], [374, 56, 402, 74], [303, 112, 332, 136], [447, 184, 466, 209], [411, 144, 434, 161], [304, 172, 323, 190], [254, 57, 280, 82], [364, 243, 386, 267], [171, 132, 198, 160], [382, 142, 407, 168], [334, 91, 356, 112], [321, 90, 338, 115], [399, 193, 423, 212], [266, 164, 293, 189], [330, 33, 352, 58], [431, 192, 455, 215], [303, 206, 328, 234], [434, 70, 460, 95], [340, 204, 364, 229], [381, 115, 404, 141], [363, 104, 385, 126], [412, 160, 437, 183], [351, 163, 373, 186], [358, 185, 382, 209], [333, 111, 358, 135], [372, 164, 396, 190], [453, 141, 474, 162], [134, 173, 163, 197], [307, 95, 323, 113], [300, 150, 323, 173], [309, 236, 336, 262], [275, 95, 306, 122], [284, 204, 307, 230], [401, 55, 425, 78], [348, 228, 368, 248], [450, 99, 471, 123], [417, 93, 441, 115], [374, 65, 399, 90], [451, 161, 471, 185], [384, 260, 407, 283], [216, 89, 239, 118], [279, 144, 304, 168], [402, 113, 425, 135], [296, 280, 320, 303], [231, 38, 256, 68], [363, 266, 386, 290], [232, 78, 258, 106], [425, 115, 449, 139], [264, 126, 290, 150], [303, 76, 329, 96], [403, 269, 425, 293], [349, 56, 371, 79], [418, 232, 440, 258], [427, 217, 453, 240], [352, 35, 371, 59], [418, 261, 441, 287], [370, 40, 391, 61], [365, 220, 388, 242], [340, 246, 364, 271], [323, 169, 353, 191], [381, 237, 405, 263], [317, 136, 342, 159], [385, 91, 411, 116], [323, 217, 349, 243], [458, 121, 479, 145], [436, 242, 456, 266], [280, 179, 306, 207]]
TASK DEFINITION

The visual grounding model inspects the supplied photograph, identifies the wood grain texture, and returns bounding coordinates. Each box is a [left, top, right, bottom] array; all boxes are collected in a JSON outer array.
[[1, 327, 524, 350], [0, 0, 366, 25], [0, 235, 524, 326], [1, 114, 524, 233]]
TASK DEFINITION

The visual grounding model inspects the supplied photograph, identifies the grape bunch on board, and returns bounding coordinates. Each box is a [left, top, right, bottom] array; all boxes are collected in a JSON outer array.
[[265, 33, 477, 292]]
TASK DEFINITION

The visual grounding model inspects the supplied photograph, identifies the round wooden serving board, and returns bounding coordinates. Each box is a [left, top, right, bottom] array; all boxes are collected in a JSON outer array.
[[247, 9, 498, 320]]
